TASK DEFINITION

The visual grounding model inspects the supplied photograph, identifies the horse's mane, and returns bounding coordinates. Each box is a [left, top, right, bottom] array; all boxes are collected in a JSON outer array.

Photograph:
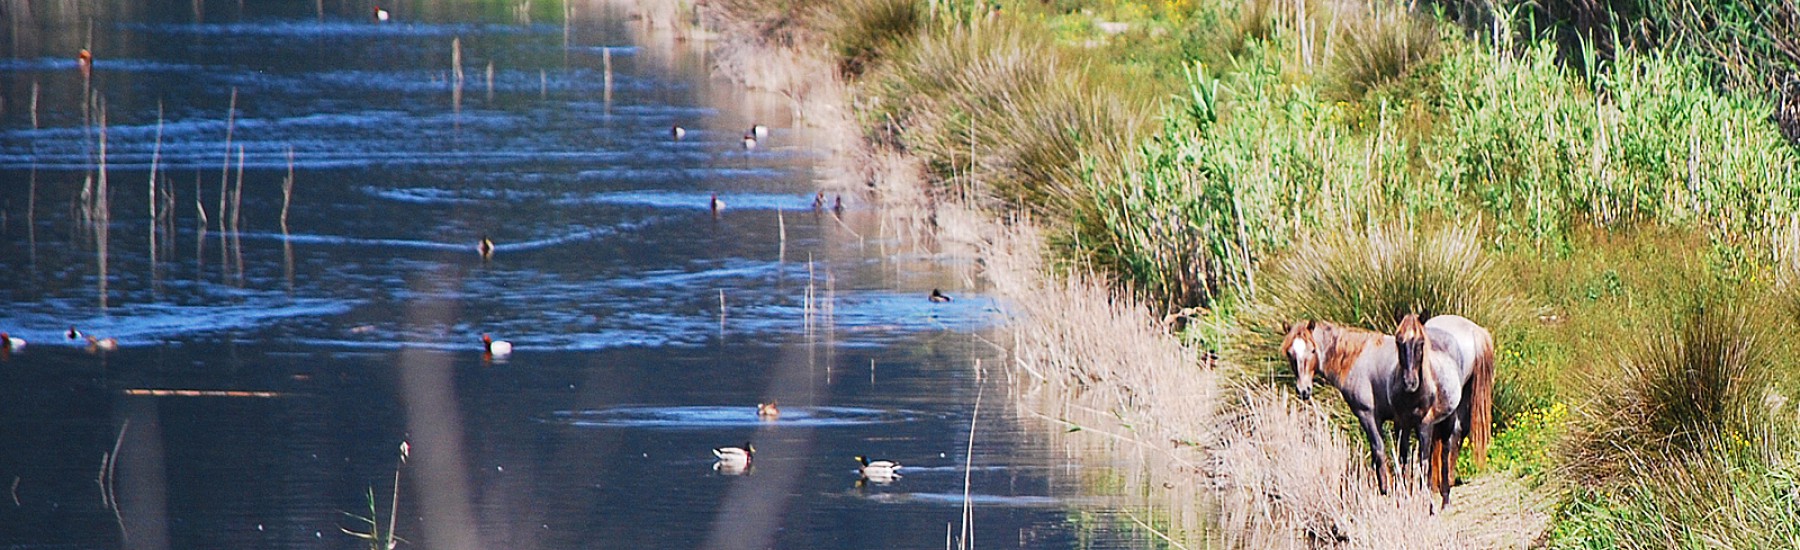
[[1287, 320, 1390, 380]]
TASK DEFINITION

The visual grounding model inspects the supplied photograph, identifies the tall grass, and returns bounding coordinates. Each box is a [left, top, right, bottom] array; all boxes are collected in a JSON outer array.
[[1553, 292, 1800, 548], [871, 17, 1152, 215]]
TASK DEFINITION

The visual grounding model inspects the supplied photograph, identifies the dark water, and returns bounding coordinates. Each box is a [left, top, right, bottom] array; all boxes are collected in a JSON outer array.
[[0, 1, 1154, 549]]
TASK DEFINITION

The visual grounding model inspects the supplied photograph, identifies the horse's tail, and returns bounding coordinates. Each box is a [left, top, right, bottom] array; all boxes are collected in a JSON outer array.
[[1468, 327, 1497, 469]]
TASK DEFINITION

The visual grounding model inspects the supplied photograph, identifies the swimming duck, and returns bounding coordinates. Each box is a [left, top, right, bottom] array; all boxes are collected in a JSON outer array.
[[85, 335, 118, 352], [670, 125, 687, 140], [1, 332, 24, 353], [710, 193, 725, 216], [749, 124, 769, 140], [741, 134, 757, 150], [374, 7, 390, 22], [929, 289, 952, 303], [481, 333, 512, 357], [855, 455, 901, 479], [478, 236, 495, 260], [757, 401, 780, 420], [713, 442, 755, 465], [713, 457, 751, 475]]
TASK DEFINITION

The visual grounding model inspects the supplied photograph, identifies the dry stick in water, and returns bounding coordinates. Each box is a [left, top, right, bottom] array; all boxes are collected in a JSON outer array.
[[281, 147, 295, 234], [958, 363, 982, 550], [232, 146, 246, 282], [150, 102, 164, 270], [219, 89, 236, 237], [97, 100, 110, 310]]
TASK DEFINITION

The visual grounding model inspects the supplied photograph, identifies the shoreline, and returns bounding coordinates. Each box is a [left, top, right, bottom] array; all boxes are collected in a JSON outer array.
[[664, 0, 1552, 546]]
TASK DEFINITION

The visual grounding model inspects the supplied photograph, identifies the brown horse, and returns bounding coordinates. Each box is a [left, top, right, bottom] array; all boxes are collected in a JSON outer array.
[[1394, 313, 1496, 509], [1282, 320, 1432, 495]]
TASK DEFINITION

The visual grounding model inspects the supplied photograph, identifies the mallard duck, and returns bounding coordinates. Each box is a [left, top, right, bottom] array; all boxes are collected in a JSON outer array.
[[478, 236, 495, 260], [670, 125, 687, 140], [855, 455, 901, 479], [713, 458, 751, 475], [1, 332, 24, 353], [929, 289, 952, 303], [750, 124, 769, 140], [85, 335, 118, 352], [713, 442, 755, 465], [757, 401, 780, 420], [481, 333, 512, 357]]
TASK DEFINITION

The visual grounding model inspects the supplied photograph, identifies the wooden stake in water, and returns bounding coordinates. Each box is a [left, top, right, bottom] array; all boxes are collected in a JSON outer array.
[[452, 37, 464, 116]]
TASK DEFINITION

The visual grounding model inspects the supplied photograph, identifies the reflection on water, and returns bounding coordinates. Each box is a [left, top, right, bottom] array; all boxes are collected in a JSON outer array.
[[0, 1, 1153, 549]]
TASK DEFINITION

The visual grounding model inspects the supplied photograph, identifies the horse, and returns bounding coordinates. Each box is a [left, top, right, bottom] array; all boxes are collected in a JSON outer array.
[[1393, 313, 1496, 509], [1282, 319, 1434, 495]]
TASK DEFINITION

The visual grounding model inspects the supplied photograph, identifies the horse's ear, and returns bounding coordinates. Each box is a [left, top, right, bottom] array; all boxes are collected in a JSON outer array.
[[1305, 320, 1317, 331]]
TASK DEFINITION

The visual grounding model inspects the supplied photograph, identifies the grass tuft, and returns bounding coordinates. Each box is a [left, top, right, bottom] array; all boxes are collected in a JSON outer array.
[[1328, 1, 1440, 98], [1242, 223, 1520, 358], [822, 0, 923, 78]]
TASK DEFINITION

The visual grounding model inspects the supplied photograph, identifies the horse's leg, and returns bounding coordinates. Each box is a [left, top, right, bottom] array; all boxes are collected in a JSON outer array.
[[1356, 410, 1392, 495], [1431, 417, 1459, 509], [1442, 403, 1475, 508]]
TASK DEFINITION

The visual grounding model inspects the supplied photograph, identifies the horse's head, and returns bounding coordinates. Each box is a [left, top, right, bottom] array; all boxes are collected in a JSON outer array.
[[1394, 313, 1427, 393], [1282, 320, 1320, 400]]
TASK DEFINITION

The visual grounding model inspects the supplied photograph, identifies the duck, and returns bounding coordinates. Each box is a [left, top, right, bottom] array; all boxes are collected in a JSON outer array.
[[66, 326, 83, 342], [374, 7, 390, 22], [670, 125, 686, 140], [741, 134, 757, 150], [929, 289, 952, 303], [85, 335, 118, 352], [710, 193, 725, 216], [478, 236, 495, 260], [1, 332, 24, 353], [481, 333, 512, 357], [713, 442, 755, 465], [749, 124, 769, 140], [855, 455, 901, 480], [757, 401, 780, 420]]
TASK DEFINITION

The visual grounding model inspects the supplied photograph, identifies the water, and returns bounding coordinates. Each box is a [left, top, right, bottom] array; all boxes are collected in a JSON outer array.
[[0, 2, 1154, 548]]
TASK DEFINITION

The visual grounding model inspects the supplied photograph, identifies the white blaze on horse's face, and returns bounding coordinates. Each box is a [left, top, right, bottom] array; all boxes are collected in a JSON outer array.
[[1289, 337, 1315, 400]]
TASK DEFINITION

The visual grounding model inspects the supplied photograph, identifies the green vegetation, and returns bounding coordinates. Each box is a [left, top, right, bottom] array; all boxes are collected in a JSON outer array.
[[713, 0, 1800, 544]]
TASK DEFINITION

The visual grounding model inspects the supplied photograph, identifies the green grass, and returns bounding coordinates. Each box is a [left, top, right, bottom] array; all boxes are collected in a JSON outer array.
[[717, 0, 1800, 544]]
